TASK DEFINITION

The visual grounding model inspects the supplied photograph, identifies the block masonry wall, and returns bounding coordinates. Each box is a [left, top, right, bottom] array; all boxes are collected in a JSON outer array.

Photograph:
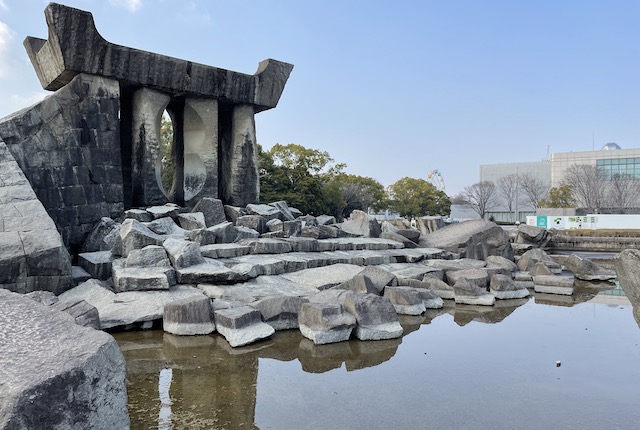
[[0, 74, 124, 249]]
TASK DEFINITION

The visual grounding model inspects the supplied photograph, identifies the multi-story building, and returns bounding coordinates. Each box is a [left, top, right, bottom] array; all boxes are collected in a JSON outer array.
[[477, 143, 640, 221]]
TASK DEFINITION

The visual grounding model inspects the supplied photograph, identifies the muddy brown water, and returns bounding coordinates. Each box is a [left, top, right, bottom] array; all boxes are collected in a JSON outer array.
[[114, 285, 640, 430]]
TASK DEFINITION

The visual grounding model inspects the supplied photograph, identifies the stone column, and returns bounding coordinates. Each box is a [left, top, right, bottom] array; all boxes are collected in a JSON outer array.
[[131, 88, 170, 206], [183, 98, 218, 206], [220, 104, 259, 206]]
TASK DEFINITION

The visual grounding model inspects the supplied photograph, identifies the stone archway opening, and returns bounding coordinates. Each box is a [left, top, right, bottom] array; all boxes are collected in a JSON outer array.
[[159, 109, 175, 199]]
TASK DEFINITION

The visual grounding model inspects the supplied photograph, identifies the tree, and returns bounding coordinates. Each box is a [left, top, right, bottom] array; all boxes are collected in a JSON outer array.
[[387, 177, 451, 218], [561, 164, 606, 209], [538, 185, 576, 208], [519, 173, 549, 209], [331, 173, 387, 219], [459, 181, 499, 219], [258, 143, 345, 216], [497, 173, 520, 216], [607, 173, 640, 209]]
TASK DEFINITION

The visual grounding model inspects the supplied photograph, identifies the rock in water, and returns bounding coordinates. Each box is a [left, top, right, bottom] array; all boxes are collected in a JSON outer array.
[[163, 296, 216, 336], [251, 296, 309, 330], [0, 289, 129, 429], [214, 306, 275, 347], [383, 286, 427, 315], [453, 277, 496, 306], [342, 293, 403, 340], [490, 274, 529, 299], [616, 249, 640, 327], [298, 302, 356, 345], [562, 254, 616, 281], [533, 275, 575, 295]]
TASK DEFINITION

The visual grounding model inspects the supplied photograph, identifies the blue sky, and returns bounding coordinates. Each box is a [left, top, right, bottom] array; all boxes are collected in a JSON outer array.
[[0, 1, 638, 195]]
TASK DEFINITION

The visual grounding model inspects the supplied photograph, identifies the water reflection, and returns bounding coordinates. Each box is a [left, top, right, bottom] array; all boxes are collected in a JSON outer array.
[[114, 282, 640, 429]]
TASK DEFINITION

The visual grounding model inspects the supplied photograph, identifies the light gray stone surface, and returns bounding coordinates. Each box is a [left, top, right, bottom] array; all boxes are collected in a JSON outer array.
[[114, 219, 164, 257], [615, 249, 640, 326], [177, 212, 206, 230], [420, 219, 513, 261], [125, 245, 171, 267], [335, 273, 381, 295], [163, 238, 205, 269], [517, 248, 562, 273], [51, 299, 101, 329], [484, 255, 517, 272], [163, 296, 216, 335], [529, 262, 553, 276], [298, 302, 356, 345], [78, 250, 113, 280], [112, 264, 175, 292], [0, 289, 129, 429], [192, 198, 227, 227], [515, 224, 551, 247], [214, 305, 275, 347], [446, 268, 490, 288], [343, 293, 403, 340], [251, 296, 310, 330], [453, 277, 496, 306], [490, 274, 529, 299], [383, 286, 426, 315], [281, 264, 365, 290], [562, 254, 616, 281], [60, 280, 205, 329], [81, 217, 121, 253], [420, 276, 456, 299]]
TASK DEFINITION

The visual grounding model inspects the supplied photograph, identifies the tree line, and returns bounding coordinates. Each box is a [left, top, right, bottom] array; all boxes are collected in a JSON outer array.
[[454, 164, 640, 219]]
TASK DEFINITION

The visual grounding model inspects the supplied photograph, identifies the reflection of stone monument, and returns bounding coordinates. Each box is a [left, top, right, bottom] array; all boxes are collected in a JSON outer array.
[[1, 3, 293, 250]]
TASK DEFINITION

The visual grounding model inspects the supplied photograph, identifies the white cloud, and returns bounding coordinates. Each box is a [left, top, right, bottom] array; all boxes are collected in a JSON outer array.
[[10, 91, 48, 108], [0, 21, 15, 78], [108, 0, 143, 13], [0, 1, 7, 11]]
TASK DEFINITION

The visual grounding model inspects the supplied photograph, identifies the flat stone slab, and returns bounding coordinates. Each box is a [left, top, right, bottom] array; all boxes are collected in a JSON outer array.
[[280, 264, 365, 290], [0, 289, 129, 429], [426, 258, 487, 271], [213, 306, 275, 347], [59, 280, 206, 329], [533, 275, 575, 295], [343, 293, 403, 340], [200, 243, 251, 259], [251, 296, 309, 330], [176, 260, 246, 284], [446, 268, 490, 288], [198, 275, 318, 302], [112, 265, 175, 292], [383, 287, 426, 315]]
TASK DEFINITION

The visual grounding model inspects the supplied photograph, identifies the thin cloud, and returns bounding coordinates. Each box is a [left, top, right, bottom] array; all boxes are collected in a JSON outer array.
[[108, 0, 143, 13], [0, 1, 7, 11], [0, 21, 15, 78]]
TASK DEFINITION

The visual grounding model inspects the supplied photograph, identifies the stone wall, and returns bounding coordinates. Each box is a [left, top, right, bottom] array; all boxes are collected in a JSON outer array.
[[0, 139, 72, 293], [0, 73, 123, 249]]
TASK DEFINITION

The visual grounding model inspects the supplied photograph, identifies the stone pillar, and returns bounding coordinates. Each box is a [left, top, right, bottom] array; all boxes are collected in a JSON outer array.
[[183, 98, 218, 206], [131, 88, 170, 206], [220, 104, 259, 206]]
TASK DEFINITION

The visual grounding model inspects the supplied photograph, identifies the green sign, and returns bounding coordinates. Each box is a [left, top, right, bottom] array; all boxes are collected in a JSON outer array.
[[536, 216, 547, 228]]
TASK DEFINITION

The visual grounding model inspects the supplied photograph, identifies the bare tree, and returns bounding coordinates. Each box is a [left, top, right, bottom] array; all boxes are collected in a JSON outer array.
[[561, 164, 607, 209], [607, 173, 640, 209], [519, 173, 549, 209], [460, 181, 499, 219], [497, 173, 519, 217]]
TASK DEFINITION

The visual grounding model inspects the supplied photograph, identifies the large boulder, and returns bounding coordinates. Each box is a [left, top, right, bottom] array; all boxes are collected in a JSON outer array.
[[0, 290, 129, 429], [112, 218, 164, 257], [615, 249, 640, 326], [489, 274, 529, 299], [81, 217, 121, 253], [562, 254, 616, 281], [213, 305, 275, 347], [163, 296, 216, 336], [338, 210, 381, 238], [298, 302, 356, 345], [416, 216, 444, 235], [419, 219, 513, 261], [342, 293, 403, 340], [251, 296, 310, 330], [192, 197, 226, 227], [453, 277, 495, 306], [517, 248, 561, 273]]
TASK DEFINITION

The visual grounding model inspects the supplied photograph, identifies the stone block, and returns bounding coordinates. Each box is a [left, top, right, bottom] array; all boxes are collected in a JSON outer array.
[[163, 238, 205, 269], [342, 293, 403, 340], [251, 296, 310, 330], [282, 220, 302, 237], [223, 205, 245, 224], [383, 286, 426, 315], [51, 299, 101, 329], [236, 215, 266, 234], [335, 273, 380, 295], [177, 212, 206, 230], [316, 214, 336, 226], [214, 305, 275, 347], [453, 277, 495, 306], [490, 274, 529, 299], [0, 289, 129, 429], [72, 265, 92, 286], [112, 265, 175, 292], [200, 243, 251, 259], [81, 217, 121, 252], [163, 296, 216, 336], [125, 245, 171, 267], [234, 226, 260, 241], [533, 275, 575, 295], [78, 250, 113, 280], [20, 230, 72, 277], [124, 208, 152, 222], [298, 302, 356, 345], [246, 203, 281, 220], [269, 201, 296, 221], [114, 219, 164, 257], [192, 198, 226, 227]]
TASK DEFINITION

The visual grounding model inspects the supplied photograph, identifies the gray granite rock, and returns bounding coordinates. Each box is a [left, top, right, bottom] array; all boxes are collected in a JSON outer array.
[[420, 275, 455, 300], [562, 254, 616, 281], [214, 305, 275, 347], [383, 286, 426, 315], [269, 201, 296, 221], [446, 268, 490, 288], [316, 214, 337, 225], [81, 217, 121, 252], [236, 215, 267, 234], [416, 216, 444, 235], [192, 198, 227, 227], [380, 231, 419, 248], [125, 245, 171, 267], [112, 265, 175, 292], [163, 238, 205, 269], [223, 205, 246, 224], [426, 258, 487, 271], [26, 290, 59, 306], [146, 204, 183, 220], [615, 249, 640, 326], [234, 226, 261, 241], [490, 274, 529, 299], [420, 219, 513, 261], [163, 296, 215, 336], [177, 212, 206, 230], [484, 255, 517, 272], [207, 221, 238, 243], [78, 250, 113, 280], [453, 277, 496, 306], [415, 288, 444, 309], [0, 289, 129, 429], [298, 302, 356, 345], [513, 271, 534, 289], [515, 224, 551, 247], [51, 299, 101, 329], [342, 293, 403, 340], [143, 217, 188, 237], [200, 243, 251, 259], [113, 218, 164, 257], [529, 262, 553, 276], [246, 203, 281, 220], [242, 238, 292, 254], [72, 265, 92, 286], [360, 266, 398, 290], [60, 280, 206, 329], [281, 264, 364, 290], [338, 212, 381, 238], [282, 220, 302, 237], [517, 248, 562, 273], [335, 273, 381, 295], [533, 275, 575, 295], [251, 296, 310, 330], [266, 218, 284, 232], [124, 209, 152, 222]]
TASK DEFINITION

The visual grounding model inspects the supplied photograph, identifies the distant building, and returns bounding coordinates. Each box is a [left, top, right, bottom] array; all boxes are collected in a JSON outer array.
[[478, 144, 640, 222]]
